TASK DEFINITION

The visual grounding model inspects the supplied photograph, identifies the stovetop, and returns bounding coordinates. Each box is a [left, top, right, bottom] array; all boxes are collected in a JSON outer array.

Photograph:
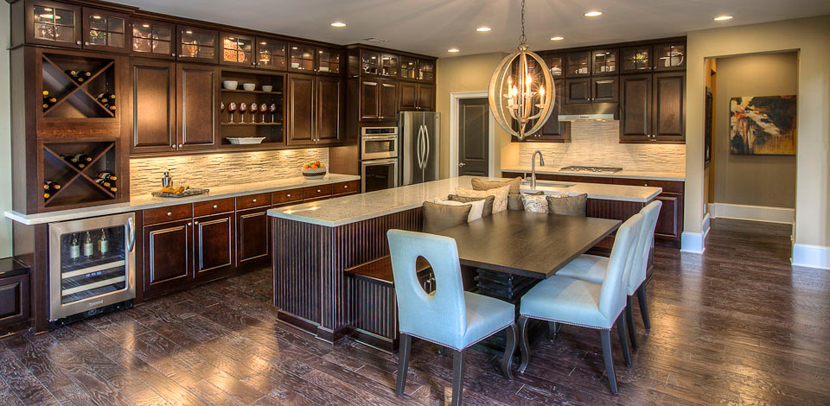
[[560, 166, 624, 173]]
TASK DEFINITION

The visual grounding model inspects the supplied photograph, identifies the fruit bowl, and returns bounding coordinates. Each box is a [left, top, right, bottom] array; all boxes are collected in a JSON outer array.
[[302, 161, 327, 180]]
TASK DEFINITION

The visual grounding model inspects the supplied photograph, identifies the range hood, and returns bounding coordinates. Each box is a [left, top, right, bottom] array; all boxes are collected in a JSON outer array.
[[558, 103, 619, 121]]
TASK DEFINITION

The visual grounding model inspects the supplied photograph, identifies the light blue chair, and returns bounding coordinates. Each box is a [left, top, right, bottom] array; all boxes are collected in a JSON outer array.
[[518, 213, 643, 394], [557, 201, 662, 349], [387, 229, 518, 406]]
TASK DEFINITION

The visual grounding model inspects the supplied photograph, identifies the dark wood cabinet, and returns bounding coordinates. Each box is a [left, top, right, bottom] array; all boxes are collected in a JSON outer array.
[[652, 72, 685, 142], [400, 83, 435, 112], [359, 78, 380, 120], [521, 79, 569, 143], [655, 193, 682, 243], [379, 80, 398, 120], [287, 74, 341, 145], [287, 74, 314, 144], [23, 0, 83, 48], [237, 208, 270, 265], [131, 59, 176, 153], [0, 274, 30, 327], [142, 219, 192, 295], [543, 53, 565, 78], [316, 76, 342, 144], [591, 77, 618, 102], [654, 42, 686, 71], [288, 44, 339, 74], [131, 18, 175, 60], [176, 64, 217, 150], [177, 25, 218, 64], [566, 51, 591, 78], [621, 45, 653, 74], [591, 49, 618, 75], [81, 7, 129, 53], [256, 38, 287, 71], [220, 32, 255, 67], [193, 212, 235, 278], [417, 85, 435, 111], [417, 59, 435, 82], [620, 74, 652, 142], [565, 78, 591, 104]]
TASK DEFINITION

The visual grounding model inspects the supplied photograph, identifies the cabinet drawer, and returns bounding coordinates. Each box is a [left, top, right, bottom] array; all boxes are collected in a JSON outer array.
[[236, 193, 271, 210], [302, 184, 333, 200], [144, 204, 193, 225], [0, 274, 29, 326], [332, 181, 359, 196], [272, 188, 304, 205], [193, 198, 235, 217], [613, 178, 684, 193]]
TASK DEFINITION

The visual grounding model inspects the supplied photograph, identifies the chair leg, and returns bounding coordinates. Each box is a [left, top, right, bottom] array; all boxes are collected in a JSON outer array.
[[518, 316, 531, 373], [501, 323, 517, 380], [600, 330, 619, 395], [451, 349, 465, 406], [396, 334, 411, 396], [547, 322, 561, 339], [626, 296, 638, 350], [617, 314, 632, 367], [637, 285, 651, 330]]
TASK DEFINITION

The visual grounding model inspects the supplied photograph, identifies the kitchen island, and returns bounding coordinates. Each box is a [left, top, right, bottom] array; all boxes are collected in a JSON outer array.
[[268, 176, 660, 347]]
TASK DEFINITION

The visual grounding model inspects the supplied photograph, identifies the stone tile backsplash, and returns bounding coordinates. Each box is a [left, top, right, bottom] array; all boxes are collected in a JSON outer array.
[[130, 148, 328, 197], [517, 121, 685, 172]]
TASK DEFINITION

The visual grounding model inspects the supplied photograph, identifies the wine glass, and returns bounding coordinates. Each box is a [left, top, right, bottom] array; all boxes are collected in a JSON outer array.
[[260, 104, 268, 123], [220, 102, 225, 123], [239, 103, 247, 124], [250, 103, 258, 123], [228, 102, 237, 124], [270, 103, 277, 123]]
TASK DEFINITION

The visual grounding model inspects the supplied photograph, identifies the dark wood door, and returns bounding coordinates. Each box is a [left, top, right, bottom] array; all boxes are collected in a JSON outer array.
[[219, 32, 255, 68], [143, 219, 191, 295], [619, 74, 652, 142], [287, 74, 315, 145], [565, 78, 591, 104], [193, 213, 235, 278], [525, 79, 569, 142], [655, 192, 682, 241], [417, 85, 435, 111], [458, 98, 489, 176], [591, 77, 618, 102], [176, 26, 218, 64], [256, 38, 286, 71], [132, 59, 176, 154], [25, 0, 83, 48], [0, 274, 29, 327], [237, 208, 270, 265], [360, 79, 380, 121], [399, 82, 417, 111], [131, 19, 176, 60], [379, 80, 398, 120], [565, 51, 591, 78], [81, 7, 129, 53], [176, 64, 217, 150], [316, 76, 341, 144], [653, 72, 685, 142]]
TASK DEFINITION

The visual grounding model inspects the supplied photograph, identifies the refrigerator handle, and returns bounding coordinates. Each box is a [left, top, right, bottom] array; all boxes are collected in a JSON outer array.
[[127, 217, 136, 252], [422, 124, 430, 168], [417, 125, 426, 170]]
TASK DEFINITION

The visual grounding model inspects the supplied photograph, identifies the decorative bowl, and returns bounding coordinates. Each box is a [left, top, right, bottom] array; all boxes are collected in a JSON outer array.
[[302, 167, 327, 180], [222, 80, 238, 90], [261, 85, 273, 92], [226, 137, 266, 145], [242, 83, 256, 91]]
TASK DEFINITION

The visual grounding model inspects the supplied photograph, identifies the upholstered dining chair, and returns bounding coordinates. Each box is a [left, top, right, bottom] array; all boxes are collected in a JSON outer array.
[[556, 201, 662, 349], [387, 230, 518, 406], [517, 213, 643, 394]]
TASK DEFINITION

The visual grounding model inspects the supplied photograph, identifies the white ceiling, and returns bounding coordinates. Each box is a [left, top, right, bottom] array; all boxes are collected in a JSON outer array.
[[116, 0, 830, 57]]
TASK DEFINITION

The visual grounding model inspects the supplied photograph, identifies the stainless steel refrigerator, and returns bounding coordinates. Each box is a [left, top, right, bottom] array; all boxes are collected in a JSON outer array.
[[399, 111, 440, 186]]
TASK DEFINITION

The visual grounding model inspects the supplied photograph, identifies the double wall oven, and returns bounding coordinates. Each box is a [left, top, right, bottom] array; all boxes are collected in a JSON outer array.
[[360, 127, 399, 192]]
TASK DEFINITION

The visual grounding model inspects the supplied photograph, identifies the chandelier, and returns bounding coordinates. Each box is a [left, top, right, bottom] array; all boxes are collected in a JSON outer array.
[[488, 0, 555, 140]]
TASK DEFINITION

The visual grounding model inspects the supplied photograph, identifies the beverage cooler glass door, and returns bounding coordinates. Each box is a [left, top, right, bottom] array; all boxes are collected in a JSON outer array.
[[49, 213, 136, 321]]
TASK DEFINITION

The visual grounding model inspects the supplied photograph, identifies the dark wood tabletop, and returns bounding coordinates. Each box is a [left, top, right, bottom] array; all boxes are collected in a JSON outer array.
[[436, 210, 621, 279]]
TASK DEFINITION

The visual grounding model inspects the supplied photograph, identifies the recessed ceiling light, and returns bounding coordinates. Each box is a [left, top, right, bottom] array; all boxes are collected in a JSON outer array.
[[584, 11, 603, 17], [550, 36, 565, 41], [476, 26, 491, 32], [713, 15, 733, 21], [448, 48, 460, 53], [330, 21, 346, 28]]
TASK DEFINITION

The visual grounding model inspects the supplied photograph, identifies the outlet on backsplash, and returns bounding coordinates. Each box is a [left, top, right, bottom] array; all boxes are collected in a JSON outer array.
[[517, 121, 685, 173], [130, 149, 329, 196]]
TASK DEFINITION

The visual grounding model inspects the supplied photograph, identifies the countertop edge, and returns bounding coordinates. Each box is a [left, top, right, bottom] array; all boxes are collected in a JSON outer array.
[[501, 167, 686, 182]]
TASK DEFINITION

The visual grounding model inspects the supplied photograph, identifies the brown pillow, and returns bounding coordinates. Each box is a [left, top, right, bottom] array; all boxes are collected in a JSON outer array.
[[508, 191, 543, 211], [448, 194, 495, 217], [547, 194, 588, 217], [422, 201, 471, 233], [471, 177, 523, 194]]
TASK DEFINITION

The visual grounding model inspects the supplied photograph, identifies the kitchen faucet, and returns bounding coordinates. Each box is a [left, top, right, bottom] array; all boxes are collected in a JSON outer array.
[[531, 150, 545, 190]]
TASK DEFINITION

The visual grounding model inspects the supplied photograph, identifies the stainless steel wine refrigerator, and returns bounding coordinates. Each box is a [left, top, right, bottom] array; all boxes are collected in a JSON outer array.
[[48, 213, 136, 325]]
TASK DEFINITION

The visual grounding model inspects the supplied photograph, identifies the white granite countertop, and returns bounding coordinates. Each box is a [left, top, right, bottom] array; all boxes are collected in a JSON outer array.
[[5, 174, 360, 226], [268, 176, 662, 227], [501, 166, 686, 182]]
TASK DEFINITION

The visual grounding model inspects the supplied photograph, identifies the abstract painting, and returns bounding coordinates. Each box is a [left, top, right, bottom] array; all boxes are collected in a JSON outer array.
[[730, 95, 797, 155]]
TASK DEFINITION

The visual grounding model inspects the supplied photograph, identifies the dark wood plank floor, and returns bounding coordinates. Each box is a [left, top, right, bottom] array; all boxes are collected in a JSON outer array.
[[2, 218, 829, 405]]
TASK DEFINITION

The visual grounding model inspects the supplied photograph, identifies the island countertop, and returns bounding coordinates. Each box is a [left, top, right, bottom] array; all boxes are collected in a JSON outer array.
[[268, 176, 662, 227], [501, 166, 686, 182], [5, 174, 360, 226]]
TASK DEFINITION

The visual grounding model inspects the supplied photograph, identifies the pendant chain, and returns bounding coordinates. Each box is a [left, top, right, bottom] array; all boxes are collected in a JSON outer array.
[[519, 0, 527, 44]]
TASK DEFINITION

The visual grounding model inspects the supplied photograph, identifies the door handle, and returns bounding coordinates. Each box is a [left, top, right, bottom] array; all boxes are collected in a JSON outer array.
[[422, 124, 430, 168], [458, 162, 466, 167], [416, 125, 425, 169], [127, 217, 136, 252]]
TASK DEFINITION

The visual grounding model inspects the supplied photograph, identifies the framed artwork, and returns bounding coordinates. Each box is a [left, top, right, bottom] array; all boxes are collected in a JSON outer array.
[[729, 95, 797, 155]]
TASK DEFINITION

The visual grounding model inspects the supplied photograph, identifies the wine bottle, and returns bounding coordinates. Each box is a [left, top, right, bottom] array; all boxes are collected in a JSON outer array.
[[69, 234, 80, 260], [94, 178, 112, 188], [98, 229, 109, 255], [82, 71, 92, 77], [43, 192, 51, 200], [64, 69, 78, 77], [97, 172, 117, 181], [73, 154, 93, 163], [44, 181, 61, 191], [109, 186, 118, 193], [82, 231, 94, 258], [43, 90, 49, 97]]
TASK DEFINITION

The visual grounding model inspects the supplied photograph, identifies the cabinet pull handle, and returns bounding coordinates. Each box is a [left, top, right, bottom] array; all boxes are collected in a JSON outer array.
[[166, 212, 172, 216], [213, 204, 218, 209]]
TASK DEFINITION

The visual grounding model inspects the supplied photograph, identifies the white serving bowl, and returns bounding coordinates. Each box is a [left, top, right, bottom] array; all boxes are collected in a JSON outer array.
[[302, 166, 327, 180], [262, 85, 273, 92], [222, 80, 238, 90], [242, 83, 256, 91]]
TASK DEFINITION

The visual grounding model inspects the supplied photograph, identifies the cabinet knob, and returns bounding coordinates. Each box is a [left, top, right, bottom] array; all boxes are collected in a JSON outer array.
[[187, 222, 192, 226], [252, 198, 257, 203], [171, 53, 177, 57], [287, 194, 291, 197], [212, 204, 218, 209], [76, 40, 81, 45], [178, 144, 183, 148], [644, 183, 649, 187], [167, 212, 172, 216], [317, 189, 321, 193], [84, 42, 90, 46], [343, 185, 348, 189], [194, 221, 199, 225]]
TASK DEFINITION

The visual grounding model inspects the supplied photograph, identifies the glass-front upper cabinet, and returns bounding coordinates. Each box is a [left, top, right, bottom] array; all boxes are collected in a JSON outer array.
[[28, 1, 82, 47], [654, 42, 686, 71], [256, 39, 287, 70], [317, 47, 341, 74], [361, 50, 380, 75], [220, 33, 254, 67], [82, 8, 128, 53], [400, 56, 418, 80], [592, 49, 617, 75], [621, 45, 653, 73], [566, 51, 591, 77], [544, 53, 564, 77], [177, 26, 218, 63], [380, 54, 399, 77], [417, 59, 435, 82], [131, 19, 174, 59], [289, 45, 316, 72]]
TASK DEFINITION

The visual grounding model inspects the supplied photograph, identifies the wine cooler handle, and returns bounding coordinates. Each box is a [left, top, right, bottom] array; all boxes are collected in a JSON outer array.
[[127, 217, 136, 252]]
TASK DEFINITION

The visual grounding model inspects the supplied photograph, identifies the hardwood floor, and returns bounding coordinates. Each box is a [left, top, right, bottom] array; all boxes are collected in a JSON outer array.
[[2, 218, 829, 405]]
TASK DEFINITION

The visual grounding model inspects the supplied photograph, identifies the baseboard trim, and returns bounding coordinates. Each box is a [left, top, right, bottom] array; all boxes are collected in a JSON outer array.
[[702, 213, 711, 238], [708, 203, 794, 224], [680, 231, 705, 254], [792, 244, 830, 270]]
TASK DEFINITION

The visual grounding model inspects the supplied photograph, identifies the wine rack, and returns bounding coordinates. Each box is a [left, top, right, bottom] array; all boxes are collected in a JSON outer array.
[[219, 70, 285, 147], [42, 141, 119, 208], [40, 52, 117, 120]]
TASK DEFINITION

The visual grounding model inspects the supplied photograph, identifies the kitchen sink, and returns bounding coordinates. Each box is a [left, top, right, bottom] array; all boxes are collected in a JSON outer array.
[[521, 180, 577, 188]]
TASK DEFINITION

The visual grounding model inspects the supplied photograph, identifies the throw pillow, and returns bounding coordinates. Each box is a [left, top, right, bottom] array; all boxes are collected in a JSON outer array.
[[547, 193, 588, 217], [432, 198, 486, 222], [521, 194, 549, 213], [471, 177, 523, 194], [422, 201, 471, 233], [456, 185, 510, 213], [509, 190, 544, 211], [448, 194, 495, 217]]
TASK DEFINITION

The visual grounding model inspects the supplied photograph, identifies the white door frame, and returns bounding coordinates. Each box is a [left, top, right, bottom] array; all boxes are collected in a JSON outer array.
[[449, 91, 496, 178]]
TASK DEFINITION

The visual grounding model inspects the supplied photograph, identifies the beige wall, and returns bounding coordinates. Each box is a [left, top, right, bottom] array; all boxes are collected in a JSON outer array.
[[0, 5, 12, 257], [686, 16, 830, 251], [436, 52, 519, 178], [713, 52, 798, 209]]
